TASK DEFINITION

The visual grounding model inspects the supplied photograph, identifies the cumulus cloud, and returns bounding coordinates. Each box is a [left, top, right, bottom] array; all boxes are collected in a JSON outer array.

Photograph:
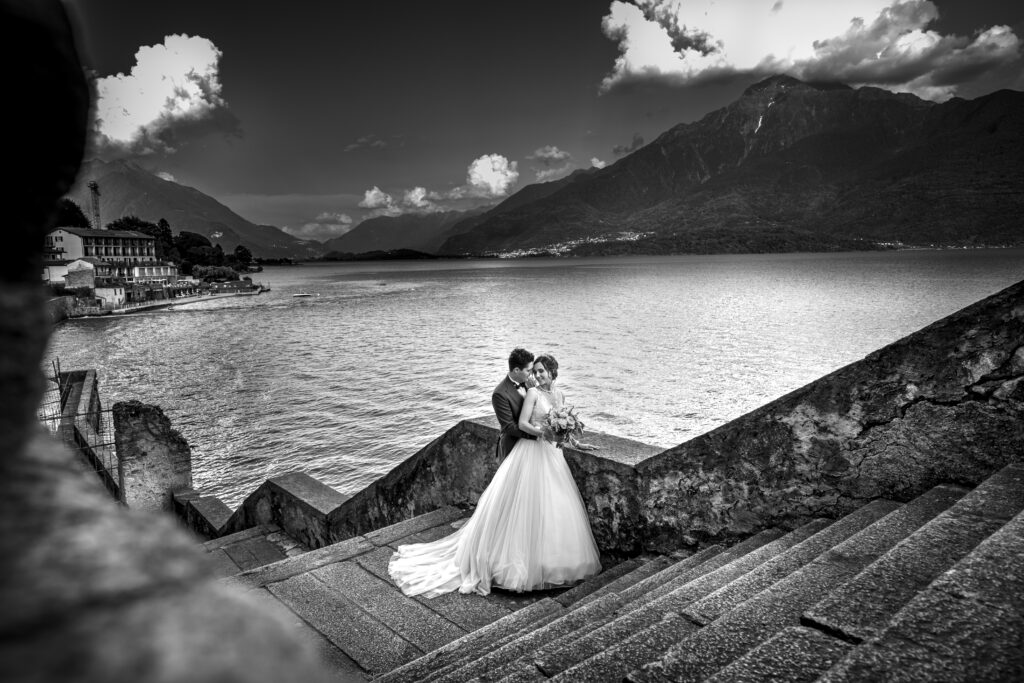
[[465, 154, 520, 197], [600, 0, 1022, 100], [279, 211, 355, 242], [358, 186, 403, 218], [591, 157, 608, 169], [92, 34, 240, 157], [613, 133, 645, 156], [357, 153, 520, 219]]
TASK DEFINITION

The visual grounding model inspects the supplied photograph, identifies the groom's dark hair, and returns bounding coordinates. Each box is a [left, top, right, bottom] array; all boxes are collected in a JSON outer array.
[[508, 347, 534, 371]]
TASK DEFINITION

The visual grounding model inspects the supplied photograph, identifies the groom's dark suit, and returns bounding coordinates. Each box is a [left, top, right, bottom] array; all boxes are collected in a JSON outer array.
[[492, 376, 537, 459]]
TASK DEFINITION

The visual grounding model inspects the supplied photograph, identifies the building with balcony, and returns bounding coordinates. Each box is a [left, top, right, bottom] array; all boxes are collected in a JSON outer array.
[[45, 227, 157, 263]]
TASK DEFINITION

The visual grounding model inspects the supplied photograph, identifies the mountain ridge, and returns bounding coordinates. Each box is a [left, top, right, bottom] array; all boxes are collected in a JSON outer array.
[[439, 76, 1024, 255], [66, 159, 323, 259]]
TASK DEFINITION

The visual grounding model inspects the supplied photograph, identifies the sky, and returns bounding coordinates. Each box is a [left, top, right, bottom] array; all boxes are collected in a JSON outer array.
[[67, 0, 1023, 242]]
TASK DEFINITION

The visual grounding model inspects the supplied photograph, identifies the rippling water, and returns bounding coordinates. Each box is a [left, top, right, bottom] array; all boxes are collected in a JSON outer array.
[[46, 249, 1024, 506]]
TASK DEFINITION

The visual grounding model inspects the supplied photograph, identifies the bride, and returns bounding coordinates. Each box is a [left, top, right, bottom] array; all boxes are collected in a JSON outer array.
[[389, 354, 602, 597]]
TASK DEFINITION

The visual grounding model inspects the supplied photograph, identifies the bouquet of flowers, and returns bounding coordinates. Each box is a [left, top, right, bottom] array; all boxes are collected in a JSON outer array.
[[544, 405, 585, 448]]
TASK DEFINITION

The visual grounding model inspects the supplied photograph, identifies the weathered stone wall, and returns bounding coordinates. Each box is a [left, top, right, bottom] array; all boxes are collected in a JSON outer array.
[[635, 279, 1024, 551], [226, 472, 350, 548], [113, 400, 193, 513]]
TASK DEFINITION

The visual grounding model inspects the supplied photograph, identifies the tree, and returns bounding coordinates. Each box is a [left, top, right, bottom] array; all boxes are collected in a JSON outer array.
[[174, 231, 212, 256], [55, 198, 91, 228], [107, 215, 158, 233], [233, 244, 253, 268], [192, 265, 239, 282]]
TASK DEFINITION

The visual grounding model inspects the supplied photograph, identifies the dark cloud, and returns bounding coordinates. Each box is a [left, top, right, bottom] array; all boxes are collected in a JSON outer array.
[[613, 133, 644, 156]]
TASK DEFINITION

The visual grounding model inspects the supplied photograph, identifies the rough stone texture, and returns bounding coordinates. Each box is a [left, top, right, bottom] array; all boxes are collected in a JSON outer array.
[[232, 535, 376, 589], [267, 572, 422, 675], [636, 279, 1024, 551], [706, 626, 852, 683], [226, 471, 350, 548], [803, 465, 1024, 644], [187, 495, 234, 538], [312, 562, 466, 651], [113, 400, 193, 512], [685, 499, 900, 625], [633, 485, 966, 682], [379, 598, 562, 683], [821, 590, 1024, 682]]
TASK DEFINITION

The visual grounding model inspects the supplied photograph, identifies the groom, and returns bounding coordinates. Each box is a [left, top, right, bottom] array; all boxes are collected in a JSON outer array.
[[492, 347, 538, 459]]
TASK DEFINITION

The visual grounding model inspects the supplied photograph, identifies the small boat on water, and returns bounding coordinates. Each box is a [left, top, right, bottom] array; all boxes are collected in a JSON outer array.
[[292, 292, 319, 298]]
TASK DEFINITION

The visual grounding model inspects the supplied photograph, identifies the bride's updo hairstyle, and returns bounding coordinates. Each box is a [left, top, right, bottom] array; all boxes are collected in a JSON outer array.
[[533, 354, 559, 380]]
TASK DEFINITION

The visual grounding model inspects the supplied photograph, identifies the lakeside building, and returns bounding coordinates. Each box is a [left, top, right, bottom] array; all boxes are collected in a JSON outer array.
[[44, 226, 188, 307], [46, 227, 157, 263]]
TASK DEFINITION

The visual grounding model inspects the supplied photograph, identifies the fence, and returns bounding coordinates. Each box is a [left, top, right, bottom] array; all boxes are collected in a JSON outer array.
[[37, 360, 121, 501]]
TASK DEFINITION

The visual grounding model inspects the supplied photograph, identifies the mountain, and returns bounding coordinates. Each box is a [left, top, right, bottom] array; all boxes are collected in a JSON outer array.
[[439, 76, 1024, 256], [66, 159, 323, 259], [321, 208, 486, 255]]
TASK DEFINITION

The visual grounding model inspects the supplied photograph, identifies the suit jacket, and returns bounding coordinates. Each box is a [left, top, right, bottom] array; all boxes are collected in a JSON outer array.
[[492, 376, 535, 460]]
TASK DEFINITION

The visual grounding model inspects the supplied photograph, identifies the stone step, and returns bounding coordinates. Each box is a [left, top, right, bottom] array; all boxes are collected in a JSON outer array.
[[310, 561, 466, 654], [435, 593, 627, 683], [229, 505, 465, 589], [542, 522, 824, 680], [684, 498, 902, 626], [365, 505, 468, 547], [568, 557, 666, 608], [268, 572, 422, 676], [803, 464, 1024, 644], [205, 524, 307, 577], [353, 544, 514, 632], [202, 523, 280, 551], [820, 504, 1024, 682], [553, 557, 647, 607], [704, 626, 853, 683], [378, 599, 563, 683], [615, 545, 725, 606], [412, 557, 683, 680], [231, 534, 376, 589], [527, 545, 724, 679], [425, 607, 568, 682], [628, 484, 968, 682], [220, 534, 290, 572], [536, 527, 796, 679]]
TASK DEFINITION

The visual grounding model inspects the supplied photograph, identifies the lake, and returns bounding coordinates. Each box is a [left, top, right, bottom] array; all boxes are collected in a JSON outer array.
[[46, 249, 1024, 507]]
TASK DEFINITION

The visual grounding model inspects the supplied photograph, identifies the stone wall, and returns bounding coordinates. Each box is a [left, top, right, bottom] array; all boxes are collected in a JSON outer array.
[[635, 278, 1024, 551], [113, 400, 193, 513], [325, 417, 658, 553], [224, 472, 350, 548]]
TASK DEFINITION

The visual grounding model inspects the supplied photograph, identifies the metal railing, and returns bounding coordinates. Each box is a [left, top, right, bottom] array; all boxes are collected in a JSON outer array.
[[37, 359, 121, 501]]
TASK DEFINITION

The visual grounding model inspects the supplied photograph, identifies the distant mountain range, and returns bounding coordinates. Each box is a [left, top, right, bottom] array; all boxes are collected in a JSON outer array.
[[66, 77, 1024, 259], [321, 208, 486, 256], [66, 159, 322, 259], [440, 75, 1024, 255]]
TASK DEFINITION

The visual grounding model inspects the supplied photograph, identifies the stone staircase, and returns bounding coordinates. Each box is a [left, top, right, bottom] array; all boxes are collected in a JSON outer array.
[[222, 465, 1024, 682]]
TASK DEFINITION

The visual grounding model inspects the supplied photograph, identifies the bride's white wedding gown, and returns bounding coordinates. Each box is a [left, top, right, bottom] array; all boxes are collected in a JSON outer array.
[[388, 391, 601, 598]]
